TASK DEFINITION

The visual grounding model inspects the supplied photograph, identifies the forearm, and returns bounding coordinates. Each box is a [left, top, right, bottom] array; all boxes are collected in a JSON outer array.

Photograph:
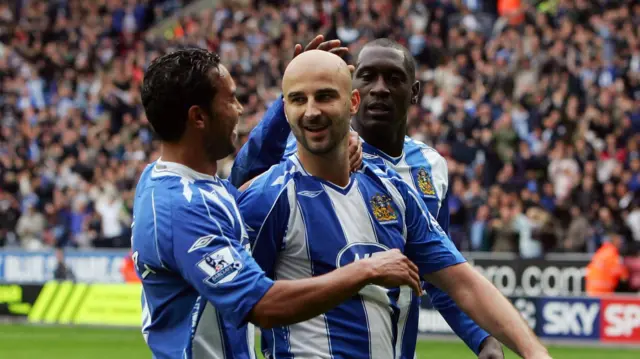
[[249, 261, 372, 329], [425, 282, 490, 354], [428, 264, 547, 358]]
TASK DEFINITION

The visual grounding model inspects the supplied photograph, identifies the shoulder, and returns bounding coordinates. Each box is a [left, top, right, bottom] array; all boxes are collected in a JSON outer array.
[[404, 137, 447, 166], [359, 160, 413, 199], [238, 159, 298, 206]]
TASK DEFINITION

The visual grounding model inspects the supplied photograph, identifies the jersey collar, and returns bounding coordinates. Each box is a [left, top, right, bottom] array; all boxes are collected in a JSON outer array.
[[153, 158, 219, 183], [362, 140, 405, 166]]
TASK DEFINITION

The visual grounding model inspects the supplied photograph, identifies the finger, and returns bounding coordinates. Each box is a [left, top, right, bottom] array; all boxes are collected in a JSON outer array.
[[403, 254, 419, 272], [409, 269, 422, 295], [293, 44, 303, 58], [351, 150, 362, 170], [317, 39, 341, 51], [304, 35, 324, 51], [353, 157, 362, 171], [329, 47, 350, 57], [348, 64, 355, 74]]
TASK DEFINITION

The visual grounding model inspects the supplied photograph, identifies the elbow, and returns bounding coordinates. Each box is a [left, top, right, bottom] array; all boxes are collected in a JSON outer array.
[[248, 301, 291, 329], [251, 313, 276, 330]]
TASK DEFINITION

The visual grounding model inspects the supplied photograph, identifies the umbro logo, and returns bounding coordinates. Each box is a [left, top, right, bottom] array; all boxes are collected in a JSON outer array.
[[298, 190, 323, 198]]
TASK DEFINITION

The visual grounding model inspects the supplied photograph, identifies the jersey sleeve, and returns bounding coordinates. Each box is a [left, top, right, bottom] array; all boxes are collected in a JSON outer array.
[[400, 181, 466, 275], [170, 192, 274, 329], [230, 97, 290, 187], [396, 179, 489, 353], [423, 282, 490, 354], [436, 189, 451, 235], [236, 173, 290, 278]]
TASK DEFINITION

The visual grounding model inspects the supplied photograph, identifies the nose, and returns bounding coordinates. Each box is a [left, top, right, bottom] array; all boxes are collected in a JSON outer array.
[[304, 99, 321, 119], [236, 100, 244, 116], [370, 76, 390, 98]]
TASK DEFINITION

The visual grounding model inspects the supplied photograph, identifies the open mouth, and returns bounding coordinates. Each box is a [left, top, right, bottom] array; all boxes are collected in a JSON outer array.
[[367, 102, 392, 114], [303, 124, 330, 133]]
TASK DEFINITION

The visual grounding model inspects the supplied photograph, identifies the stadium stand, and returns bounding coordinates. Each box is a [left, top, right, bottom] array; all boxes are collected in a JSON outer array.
[[1, 0, 639, 264]]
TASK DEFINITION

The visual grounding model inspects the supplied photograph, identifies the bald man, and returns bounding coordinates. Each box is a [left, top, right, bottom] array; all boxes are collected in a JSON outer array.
[[134, 48, 424, 359], [237, 50, 550, 359]]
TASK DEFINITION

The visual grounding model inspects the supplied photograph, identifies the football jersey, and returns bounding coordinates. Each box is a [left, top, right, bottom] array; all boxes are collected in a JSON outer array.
[[237, 155, 466, 359], [231, 97, 490, 357], [131, 159, 274, 359]]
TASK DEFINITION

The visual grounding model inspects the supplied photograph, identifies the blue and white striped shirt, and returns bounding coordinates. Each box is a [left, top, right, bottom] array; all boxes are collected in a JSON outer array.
[[237, 156, 466, 359], [132, 159, 272, 359]]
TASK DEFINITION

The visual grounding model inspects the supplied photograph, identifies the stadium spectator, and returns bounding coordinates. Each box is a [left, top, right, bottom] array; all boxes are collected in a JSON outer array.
[[1, 0, 638, 256], [586, 233, 629, 296]]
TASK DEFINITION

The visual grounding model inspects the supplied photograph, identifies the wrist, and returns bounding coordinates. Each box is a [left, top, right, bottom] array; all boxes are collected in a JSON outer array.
[[522, 346, 550, 359], [352, 258, 378, 285], [478, 336, 500, 354]]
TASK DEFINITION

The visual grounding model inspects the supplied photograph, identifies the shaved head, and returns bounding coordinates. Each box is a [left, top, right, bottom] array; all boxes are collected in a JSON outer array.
[[281, 50, 360, 156], [283, 50, 352, 96]]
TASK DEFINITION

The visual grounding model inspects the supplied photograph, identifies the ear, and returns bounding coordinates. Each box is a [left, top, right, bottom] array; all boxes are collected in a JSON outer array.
[[350, 89, 361, 116], [411, 80, 420, 104], [188, 105, 207, 130]]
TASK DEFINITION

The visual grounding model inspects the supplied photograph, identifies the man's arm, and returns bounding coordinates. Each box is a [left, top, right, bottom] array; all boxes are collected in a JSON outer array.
[[230, 97, 290, 187], [423, 283, 491, 355], [399, 183, 548, 359], [172, 184, 422, 333], [424, 264, 547, 358], [249, 248, 421, 329], [428, 167, 496, 355]]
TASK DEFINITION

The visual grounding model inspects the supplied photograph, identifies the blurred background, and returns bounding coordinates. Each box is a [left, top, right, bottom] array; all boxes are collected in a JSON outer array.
[[0, 0, 639, 357]]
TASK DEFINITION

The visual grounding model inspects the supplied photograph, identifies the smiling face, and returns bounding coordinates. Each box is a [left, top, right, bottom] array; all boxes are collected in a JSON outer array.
[[282, 50, 360, 155]]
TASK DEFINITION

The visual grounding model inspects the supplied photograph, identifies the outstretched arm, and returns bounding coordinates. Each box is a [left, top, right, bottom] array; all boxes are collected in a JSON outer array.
[[425, 264, 548, 359], [424, 283, 491, 355]]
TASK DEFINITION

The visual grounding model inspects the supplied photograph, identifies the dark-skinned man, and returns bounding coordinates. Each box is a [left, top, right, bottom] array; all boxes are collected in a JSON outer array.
[[231, 36, 506, 359]]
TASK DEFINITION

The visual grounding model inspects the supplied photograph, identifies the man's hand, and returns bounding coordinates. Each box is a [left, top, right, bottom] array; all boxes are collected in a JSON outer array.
[[478, 337, 504, 359], [293, 35, 355, 73], [348, 130, 362, 172], [360, 249, 422, 294]]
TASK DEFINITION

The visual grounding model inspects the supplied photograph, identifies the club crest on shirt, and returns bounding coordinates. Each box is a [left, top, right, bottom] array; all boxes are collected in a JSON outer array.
[[417, 167, 436, 196], [370, 193, 398, 223], [197, 246, 243, 286]]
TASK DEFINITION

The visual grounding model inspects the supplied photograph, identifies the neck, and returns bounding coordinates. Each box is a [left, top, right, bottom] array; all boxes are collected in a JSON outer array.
[[160, 142, 218, 176], [297, 139, 350, 187], [352, 119, 405, 158]]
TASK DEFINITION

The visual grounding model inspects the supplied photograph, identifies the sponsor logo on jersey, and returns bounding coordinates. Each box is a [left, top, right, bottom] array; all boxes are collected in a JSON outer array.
[[416, 167, 436, 196], [370, 193, 398, 223], [335, 242, 390, 268], [197, 247, 243, 286], [188, 235, 217, 253]]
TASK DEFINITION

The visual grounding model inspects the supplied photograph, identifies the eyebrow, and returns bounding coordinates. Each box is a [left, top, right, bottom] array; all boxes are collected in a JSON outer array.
[[357, 64, 407, 76], [287, 88, 339, 99]]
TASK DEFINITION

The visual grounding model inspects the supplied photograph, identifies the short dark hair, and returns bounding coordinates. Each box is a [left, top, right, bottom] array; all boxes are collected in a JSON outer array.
[[360, 38, 416, 81], [141, 48, 221, 142]]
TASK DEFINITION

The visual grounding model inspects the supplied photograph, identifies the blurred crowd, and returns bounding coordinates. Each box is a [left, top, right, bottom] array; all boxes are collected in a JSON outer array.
[[0, 0, 639, 260]]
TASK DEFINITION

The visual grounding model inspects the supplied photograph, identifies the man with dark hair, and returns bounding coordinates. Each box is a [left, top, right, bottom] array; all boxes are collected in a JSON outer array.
[[231, 38, 506, 359], [132, 47, 423, 359]]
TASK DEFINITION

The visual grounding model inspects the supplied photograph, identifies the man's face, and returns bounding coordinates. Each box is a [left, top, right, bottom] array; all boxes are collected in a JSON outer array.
[[352, 46, 419, 132], [203, 65, 243, 161], [284, 65, 359, 155]]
